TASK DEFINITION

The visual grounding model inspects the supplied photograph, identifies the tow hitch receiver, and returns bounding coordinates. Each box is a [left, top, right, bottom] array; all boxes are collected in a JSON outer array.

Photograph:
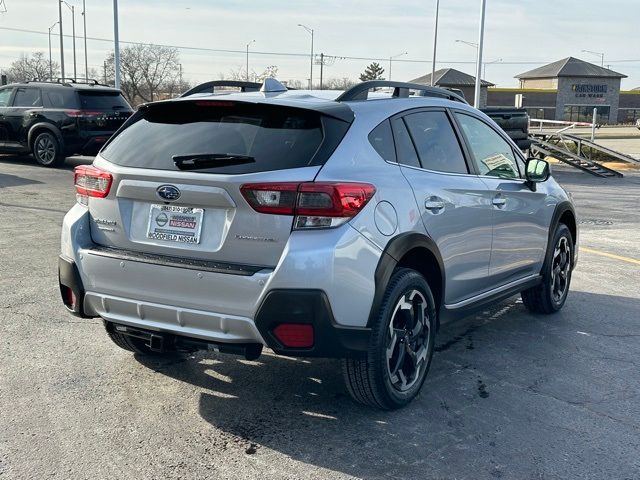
[[107, 322, 263, 360]]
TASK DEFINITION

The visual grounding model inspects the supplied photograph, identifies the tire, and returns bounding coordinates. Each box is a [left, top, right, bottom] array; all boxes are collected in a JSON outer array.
[[522, 223, 574, 314], [342, 268, 437, 410], [106, 328, 169, 356], [32, 131, 65, 167]]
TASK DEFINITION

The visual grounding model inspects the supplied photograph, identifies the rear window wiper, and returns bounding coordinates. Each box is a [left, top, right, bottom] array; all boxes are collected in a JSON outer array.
[[173, 153, 256, 170]]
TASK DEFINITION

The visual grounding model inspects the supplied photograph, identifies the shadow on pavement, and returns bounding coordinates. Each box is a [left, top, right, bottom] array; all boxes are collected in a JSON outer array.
[[134, 290, 640, 479], [0, 154, 93, 171]]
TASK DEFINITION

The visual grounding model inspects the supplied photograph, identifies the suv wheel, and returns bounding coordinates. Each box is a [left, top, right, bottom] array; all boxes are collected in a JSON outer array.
[[522, 224, 573, 314], [32, 131, 64, 167], [342, 268, 436, 410]]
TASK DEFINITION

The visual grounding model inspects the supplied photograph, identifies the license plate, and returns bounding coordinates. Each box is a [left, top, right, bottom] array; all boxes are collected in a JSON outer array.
[[147, 204, 204, 244]]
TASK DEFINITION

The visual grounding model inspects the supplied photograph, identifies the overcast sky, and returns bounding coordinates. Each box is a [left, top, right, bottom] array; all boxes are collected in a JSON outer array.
[[0, 0, 638, 89]]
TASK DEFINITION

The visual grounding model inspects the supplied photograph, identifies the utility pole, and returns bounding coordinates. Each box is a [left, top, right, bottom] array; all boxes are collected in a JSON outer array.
[[179, 64, 183, 87], [113, 0, 121, 89], [103, 61, 107, 84], [48, 22, 59, 81], [58, 0, 65, 80], [319, 53, 324, 90], [582, 49, 605, 67], [245, 40, 255, 82], [298, 24, 314, 90], [431, 0, 440, 86], [474, 0, 487, 109], [82, 0, 88, 80]]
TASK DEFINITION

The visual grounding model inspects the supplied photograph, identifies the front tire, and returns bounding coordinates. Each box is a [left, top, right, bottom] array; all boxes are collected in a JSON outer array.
[[32, 131, 65, 167], [522, 224, 574, 314], [343, 268, 436, 410]]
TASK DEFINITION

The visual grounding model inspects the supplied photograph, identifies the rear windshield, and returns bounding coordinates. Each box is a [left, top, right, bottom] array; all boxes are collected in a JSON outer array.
[[100, 101, 350, 174], [78, 91, 131, 110]]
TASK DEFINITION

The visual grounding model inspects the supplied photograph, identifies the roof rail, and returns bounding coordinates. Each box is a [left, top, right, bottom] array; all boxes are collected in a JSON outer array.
[[26, 78, 104, 87], [336, 80, 468, 104], [181, 80, 262, 98]]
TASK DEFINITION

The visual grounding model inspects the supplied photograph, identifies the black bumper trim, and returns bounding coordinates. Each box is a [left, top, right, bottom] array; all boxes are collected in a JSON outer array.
[[254, 289, 371, 359], [85, 246, 270, 276], [58, 255, 92, 318]]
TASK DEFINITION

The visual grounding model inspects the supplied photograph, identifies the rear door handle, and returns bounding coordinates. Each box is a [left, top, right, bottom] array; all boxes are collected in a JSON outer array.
[[492, 194, 506, 208], [425, 196, 445, 212]]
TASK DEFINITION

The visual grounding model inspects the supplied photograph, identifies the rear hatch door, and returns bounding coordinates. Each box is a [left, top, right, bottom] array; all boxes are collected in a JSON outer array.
[[76, 90, 133, 132], [88, 98, 351, 267]]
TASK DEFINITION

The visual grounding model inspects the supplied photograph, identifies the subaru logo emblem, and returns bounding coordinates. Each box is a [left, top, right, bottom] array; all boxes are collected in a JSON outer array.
[[157, 185, 181, 201]]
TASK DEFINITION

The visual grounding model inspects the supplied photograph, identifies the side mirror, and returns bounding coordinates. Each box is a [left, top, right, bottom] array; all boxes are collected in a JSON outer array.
[[525, 158, 550, 184]]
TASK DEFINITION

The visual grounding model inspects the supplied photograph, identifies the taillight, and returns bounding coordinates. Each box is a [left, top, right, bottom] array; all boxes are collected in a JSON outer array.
[[64, 110, 103, 118], [74, 165, 112, 204], [240, 182, 375, 229]]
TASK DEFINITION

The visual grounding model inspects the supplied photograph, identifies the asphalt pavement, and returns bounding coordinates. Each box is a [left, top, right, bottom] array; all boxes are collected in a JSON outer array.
[[0, 155, 639, 480]]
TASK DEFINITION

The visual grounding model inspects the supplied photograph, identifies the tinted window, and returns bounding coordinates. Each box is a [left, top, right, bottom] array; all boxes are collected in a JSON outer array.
[[102, 101, 348, 175], [43, 88, 79, 109], [13, 88, 42, 107], [391, 117, 420, 168], [455, 113, 520, 179], [0, 88, 13, 107], [368, 120, 396, 162], [79, 91, 131, 110], [404, 111, 468, 174]]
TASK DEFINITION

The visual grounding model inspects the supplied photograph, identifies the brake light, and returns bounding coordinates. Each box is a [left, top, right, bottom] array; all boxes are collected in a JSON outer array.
[[240, 182, 375, 229], [74, 165, 112, 203]]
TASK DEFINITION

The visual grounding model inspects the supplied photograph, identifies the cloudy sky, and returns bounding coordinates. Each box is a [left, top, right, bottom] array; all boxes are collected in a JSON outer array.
[[0, 0, 638, 88]]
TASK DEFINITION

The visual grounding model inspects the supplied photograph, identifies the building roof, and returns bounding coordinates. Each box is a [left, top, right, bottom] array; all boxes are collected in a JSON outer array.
[[410, 68, 494, 87], [516, 57, 627, 79]]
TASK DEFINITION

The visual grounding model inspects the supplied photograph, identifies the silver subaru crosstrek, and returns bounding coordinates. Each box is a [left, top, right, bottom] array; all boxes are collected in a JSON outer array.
[[59, 79, 578, 409]]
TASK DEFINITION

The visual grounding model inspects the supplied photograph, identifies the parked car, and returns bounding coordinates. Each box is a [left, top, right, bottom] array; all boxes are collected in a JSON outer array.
[[0, 79, 133, 166], [59, 79, 578, 409]]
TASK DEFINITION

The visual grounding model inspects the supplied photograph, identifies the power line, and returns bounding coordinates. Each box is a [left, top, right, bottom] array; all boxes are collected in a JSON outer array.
[[2, 26, 639, 67]]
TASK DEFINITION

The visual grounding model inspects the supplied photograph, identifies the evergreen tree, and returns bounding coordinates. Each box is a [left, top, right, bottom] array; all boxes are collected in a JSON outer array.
[[359, 62, 385, 81]]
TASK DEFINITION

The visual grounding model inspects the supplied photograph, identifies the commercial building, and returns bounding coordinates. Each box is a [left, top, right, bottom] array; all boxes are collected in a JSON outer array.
[[410, 57, 639, 125], [410, 68, 493, 108]]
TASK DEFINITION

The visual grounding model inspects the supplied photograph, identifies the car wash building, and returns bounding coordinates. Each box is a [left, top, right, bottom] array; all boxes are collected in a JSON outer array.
[[486, 57, 638, 124]]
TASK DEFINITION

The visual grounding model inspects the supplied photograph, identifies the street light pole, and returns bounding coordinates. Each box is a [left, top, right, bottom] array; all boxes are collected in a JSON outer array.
[[483, 58, 502, 79], [82, 0, 88, 80], [62, 2, 76, 80], [113, 0, 121, 89], [388, 52, 407, 82], [474, 0, 487, 109], [58, 0, 65, 79], [48, 22, 59, 81], [245, 40, 255, 82], [431, 0, 440, 86], [582, 49, 605, 67], [298, 24, 314, 89]]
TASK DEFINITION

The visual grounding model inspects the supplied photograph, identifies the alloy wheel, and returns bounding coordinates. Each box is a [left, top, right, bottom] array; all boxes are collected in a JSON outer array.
[[35, 135, 56, 164], [386, 289, 431, 392], [551, 236, 571, 302]]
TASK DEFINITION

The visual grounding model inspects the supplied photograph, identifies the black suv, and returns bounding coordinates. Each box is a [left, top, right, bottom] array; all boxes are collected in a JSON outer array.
[[0, 80, 133, 166]]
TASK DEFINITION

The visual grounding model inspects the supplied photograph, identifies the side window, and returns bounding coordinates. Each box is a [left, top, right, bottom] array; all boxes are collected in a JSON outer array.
[[390, 117, 420, 168], [404, 111, 468, 174], [13, 88, 43, 108], [368, 120, 396, 163], [455, 113, 520, 179], [0, 88, 13, 107]]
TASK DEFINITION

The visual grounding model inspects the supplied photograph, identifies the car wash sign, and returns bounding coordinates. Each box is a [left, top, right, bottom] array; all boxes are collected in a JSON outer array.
[[572, 84, 607, 99]]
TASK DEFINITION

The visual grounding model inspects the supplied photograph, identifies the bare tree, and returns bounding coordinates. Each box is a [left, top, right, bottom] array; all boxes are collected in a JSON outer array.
[[227, 65, 279, 83], [323, 77, 356, 90], [104, 44, 181, 104], [7, 52, 59, 83]]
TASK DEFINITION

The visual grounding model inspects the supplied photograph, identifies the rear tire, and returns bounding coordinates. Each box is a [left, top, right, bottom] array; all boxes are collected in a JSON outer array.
[[343, 268, 436, 410], [106, 328, 169, 356], [522, 224, 573, 314], [32, 131, 65, 167]]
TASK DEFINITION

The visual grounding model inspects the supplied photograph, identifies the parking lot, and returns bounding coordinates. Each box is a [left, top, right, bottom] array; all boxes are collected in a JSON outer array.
[[1, 155, 639, 479]]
